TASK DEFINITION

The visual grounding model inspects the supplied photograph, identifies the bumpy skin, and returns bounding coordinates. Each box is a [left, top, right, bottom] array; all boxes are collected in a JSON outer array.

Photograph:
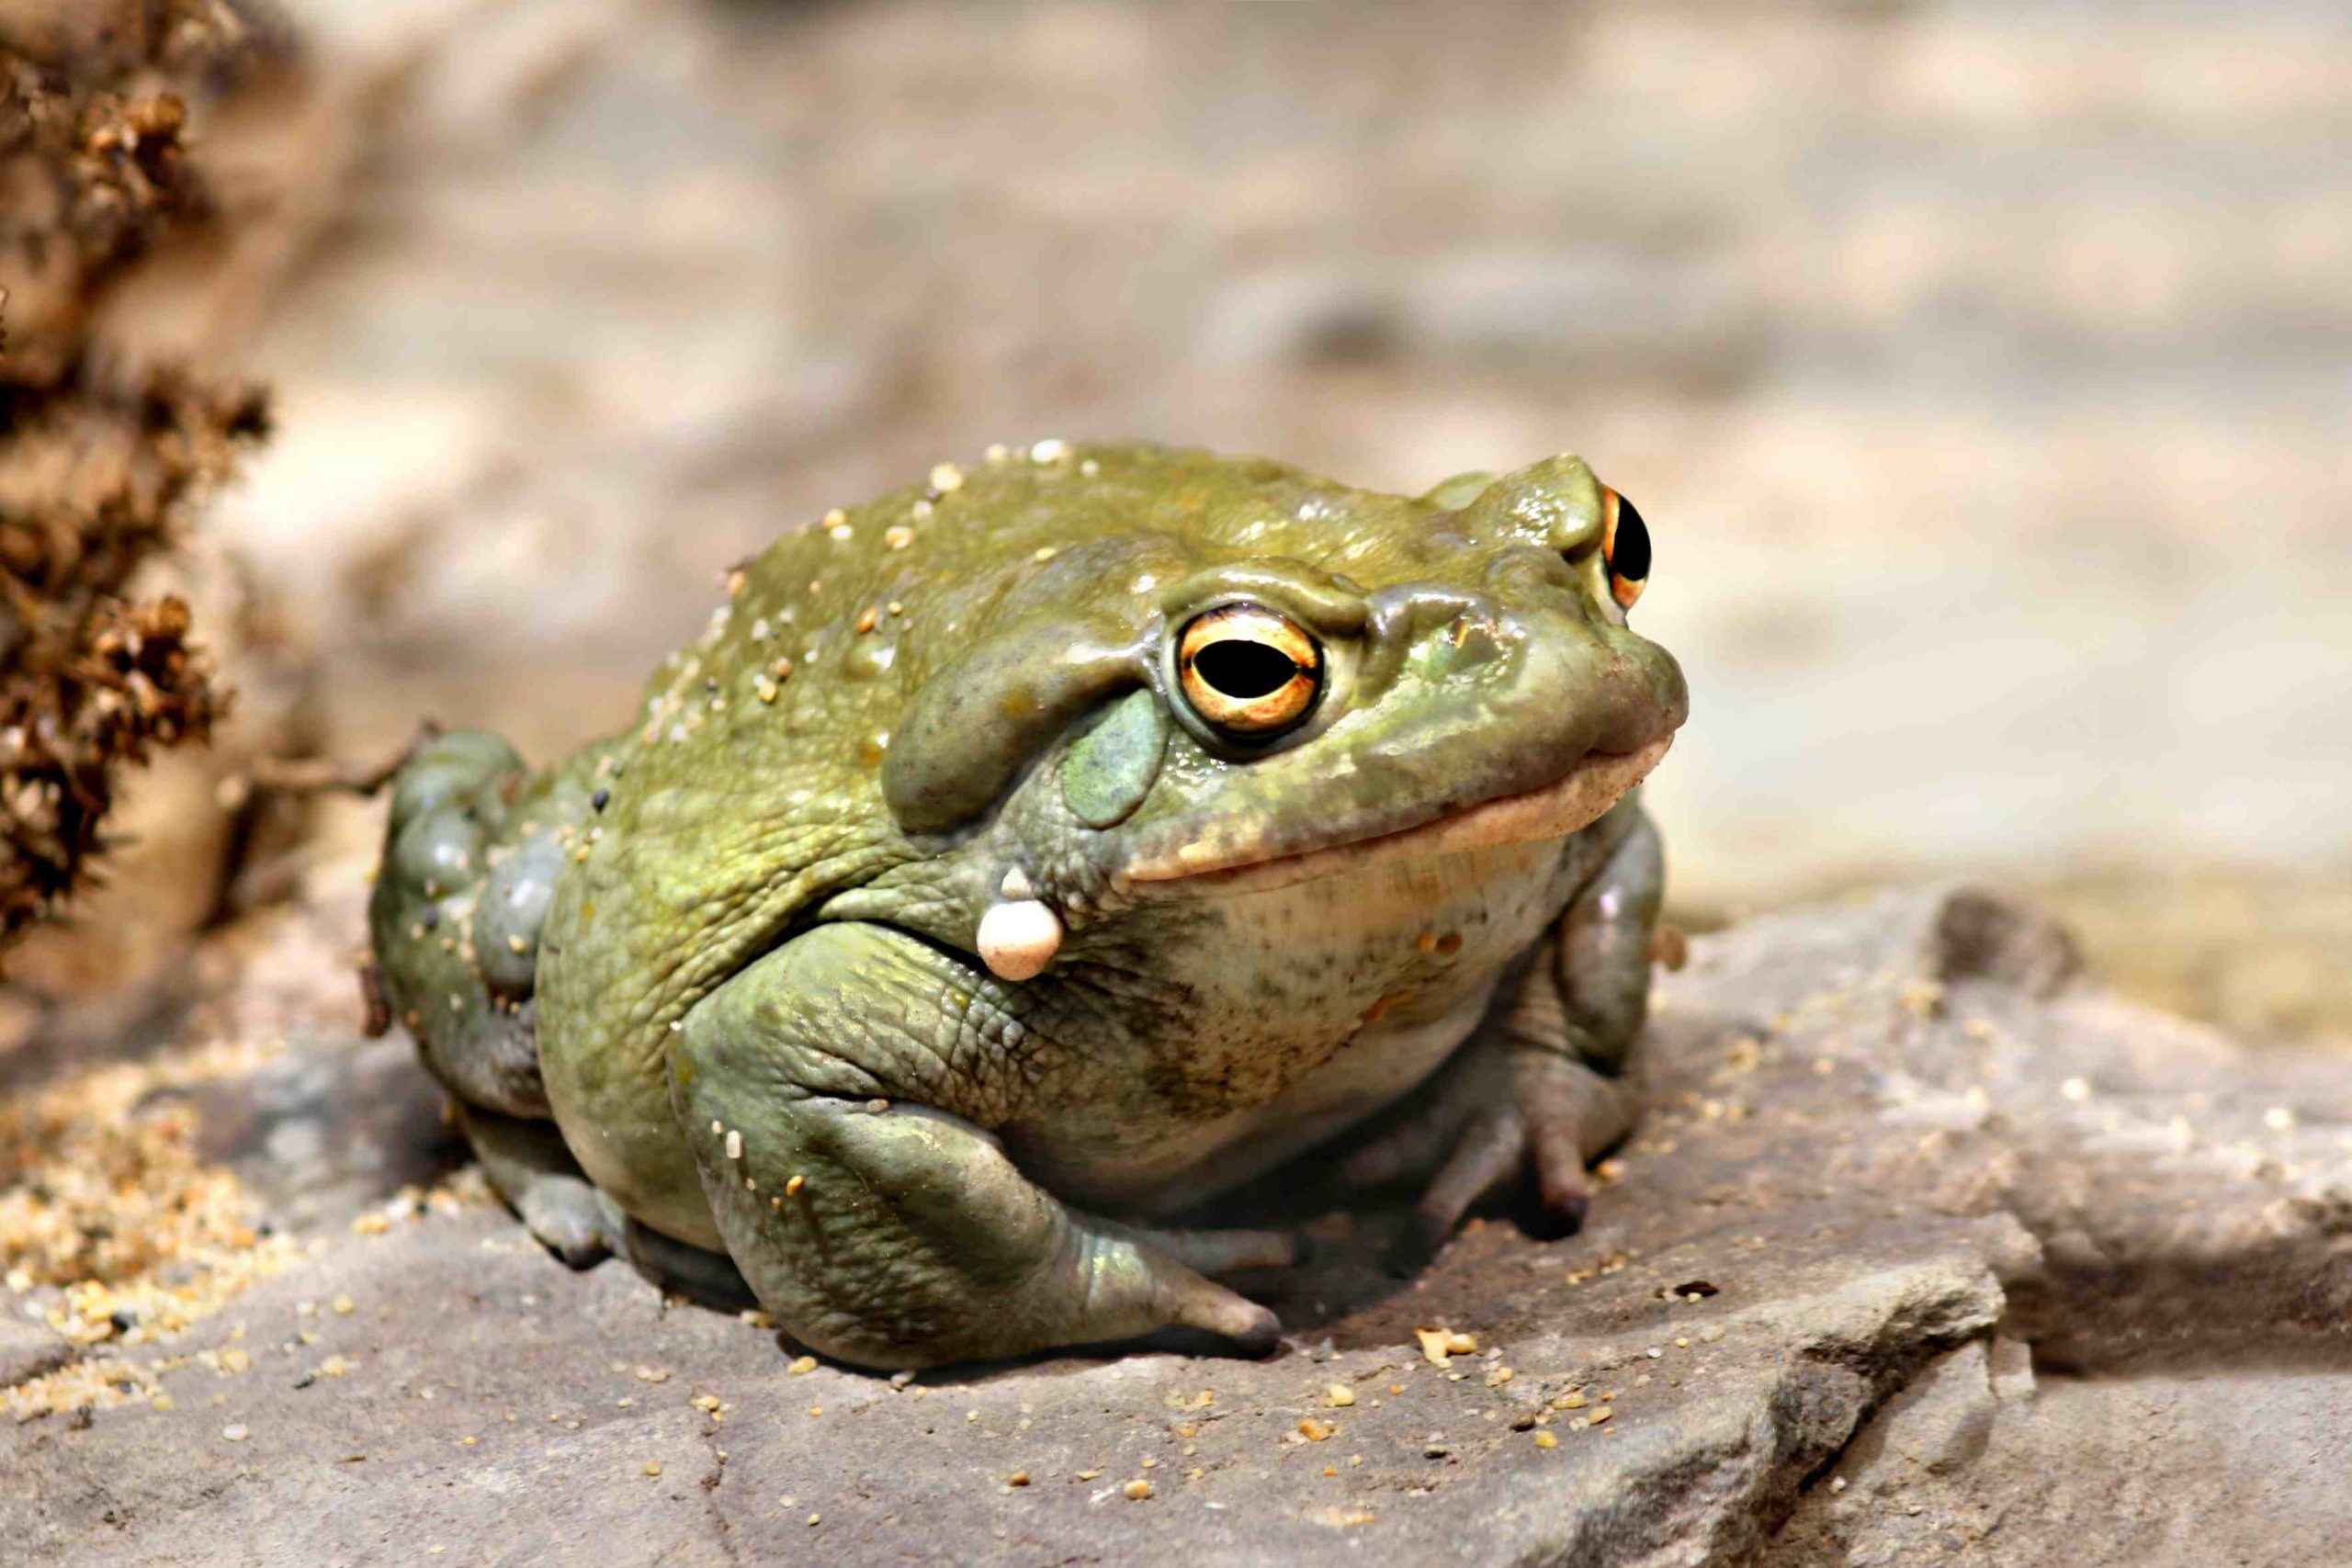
[[369, 443, 1688, 1369]]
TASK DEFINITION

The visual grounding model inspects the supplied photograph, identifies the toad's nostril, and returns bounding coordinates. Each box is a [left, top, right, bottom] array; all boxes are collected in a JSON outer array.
[[1356, 584, 1500, 698]]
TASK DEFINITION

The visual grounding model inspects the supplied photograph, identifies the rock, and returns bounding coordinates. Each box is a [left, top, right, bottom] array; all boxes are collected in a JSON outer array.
[[1984, 1337, 2034, 1404], [186, 1029, 458, 1230], [1774, 1358, 2352, 1568], [1832, 1341, 1997, 1483], [0, 1320, 74, 1390], [3, 885, 2347, 1566]]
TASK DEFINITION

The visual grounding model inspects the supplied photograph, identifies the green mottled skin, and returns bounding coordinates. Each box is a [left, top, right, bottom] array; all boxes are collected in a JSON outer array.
[[370, 443, 1688, 1368]]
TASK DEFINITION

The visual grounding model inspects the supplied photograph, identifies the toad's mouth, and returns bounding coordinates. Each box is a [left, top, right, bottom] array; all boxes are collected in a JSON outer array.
[[1123, 735, 1672, 893]]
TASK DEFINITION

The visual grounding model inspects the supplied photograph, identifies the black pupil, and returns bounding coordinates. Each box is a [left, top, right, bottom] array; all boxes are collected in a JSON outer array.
[[1193, 638, 1300, 700], [1611, 495, 1652, 581]]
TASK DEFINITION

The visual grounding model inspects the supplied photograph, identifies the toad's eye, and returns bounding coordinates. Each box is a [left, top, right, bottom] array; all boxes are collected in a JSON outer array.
[[1177, 604, 1322, 739], [1601, 485, 1651, 612]]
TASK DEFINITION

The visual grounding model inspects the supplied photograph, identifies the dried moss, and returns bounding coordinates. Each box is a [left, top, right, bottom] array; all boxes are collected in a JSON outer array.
[[0, 2, 271, 948]]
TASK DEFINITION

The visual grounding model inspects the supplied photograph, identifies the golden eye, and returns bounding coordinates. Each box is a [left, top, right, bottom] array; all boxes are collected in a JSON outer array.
[[1177, 604, 1322, 739], [1600, 485, 1652, 612]]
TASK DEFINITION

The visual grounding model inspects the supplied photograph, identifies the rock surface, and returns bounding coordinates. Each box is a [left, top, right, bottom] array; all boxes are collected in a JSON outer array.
[[5, 884, 2348, 1566]]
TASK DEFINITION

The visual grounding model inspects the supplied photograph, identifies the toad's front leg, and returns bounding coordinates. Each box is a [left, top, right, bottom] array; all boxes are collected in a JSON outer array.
[[670, 922, 1292, 1370]]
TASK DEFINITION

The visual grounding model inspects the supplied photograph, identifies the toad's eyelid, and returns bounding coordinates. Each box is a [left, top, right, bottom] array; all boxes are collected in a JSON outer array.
[[1155, 564, 1368, 636]]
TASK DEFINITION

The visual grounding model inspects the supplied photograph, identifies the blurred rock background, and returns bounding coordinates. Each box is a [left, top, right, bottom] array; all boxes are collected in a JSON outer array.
[[9, 0, 2349, 1049]]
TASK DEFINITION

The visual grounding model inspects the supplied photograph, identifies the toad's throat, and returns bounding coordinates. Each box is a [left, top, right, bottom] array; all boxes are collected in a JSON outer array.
[[1126, 734, 1673, 890]]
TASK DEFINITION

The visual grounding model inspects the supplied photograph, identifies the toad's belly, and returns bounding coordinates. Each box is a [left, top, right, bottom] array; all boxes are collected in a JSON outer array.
[[1090, 975, 1503, 1215], [1006, 838, 1579, 1214]]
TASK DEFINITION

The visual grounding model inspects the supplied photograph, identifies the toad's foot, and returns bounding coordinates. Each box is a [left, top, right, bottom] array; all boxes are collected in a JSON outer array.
[[1340, 1043, 1634, 1267], [459, 1103, 623, 1269]]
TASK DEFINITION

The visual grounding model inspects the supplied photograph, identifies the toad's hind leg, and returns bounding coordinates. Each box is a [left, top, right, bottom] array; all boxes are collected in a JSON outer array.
[[671, 922, 1291, 1370], [471, 1097, 750, 1303], [370, 729, 623, 1269], [616, 1218, 756, 1314], [458, 1103, 621, 1269]]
